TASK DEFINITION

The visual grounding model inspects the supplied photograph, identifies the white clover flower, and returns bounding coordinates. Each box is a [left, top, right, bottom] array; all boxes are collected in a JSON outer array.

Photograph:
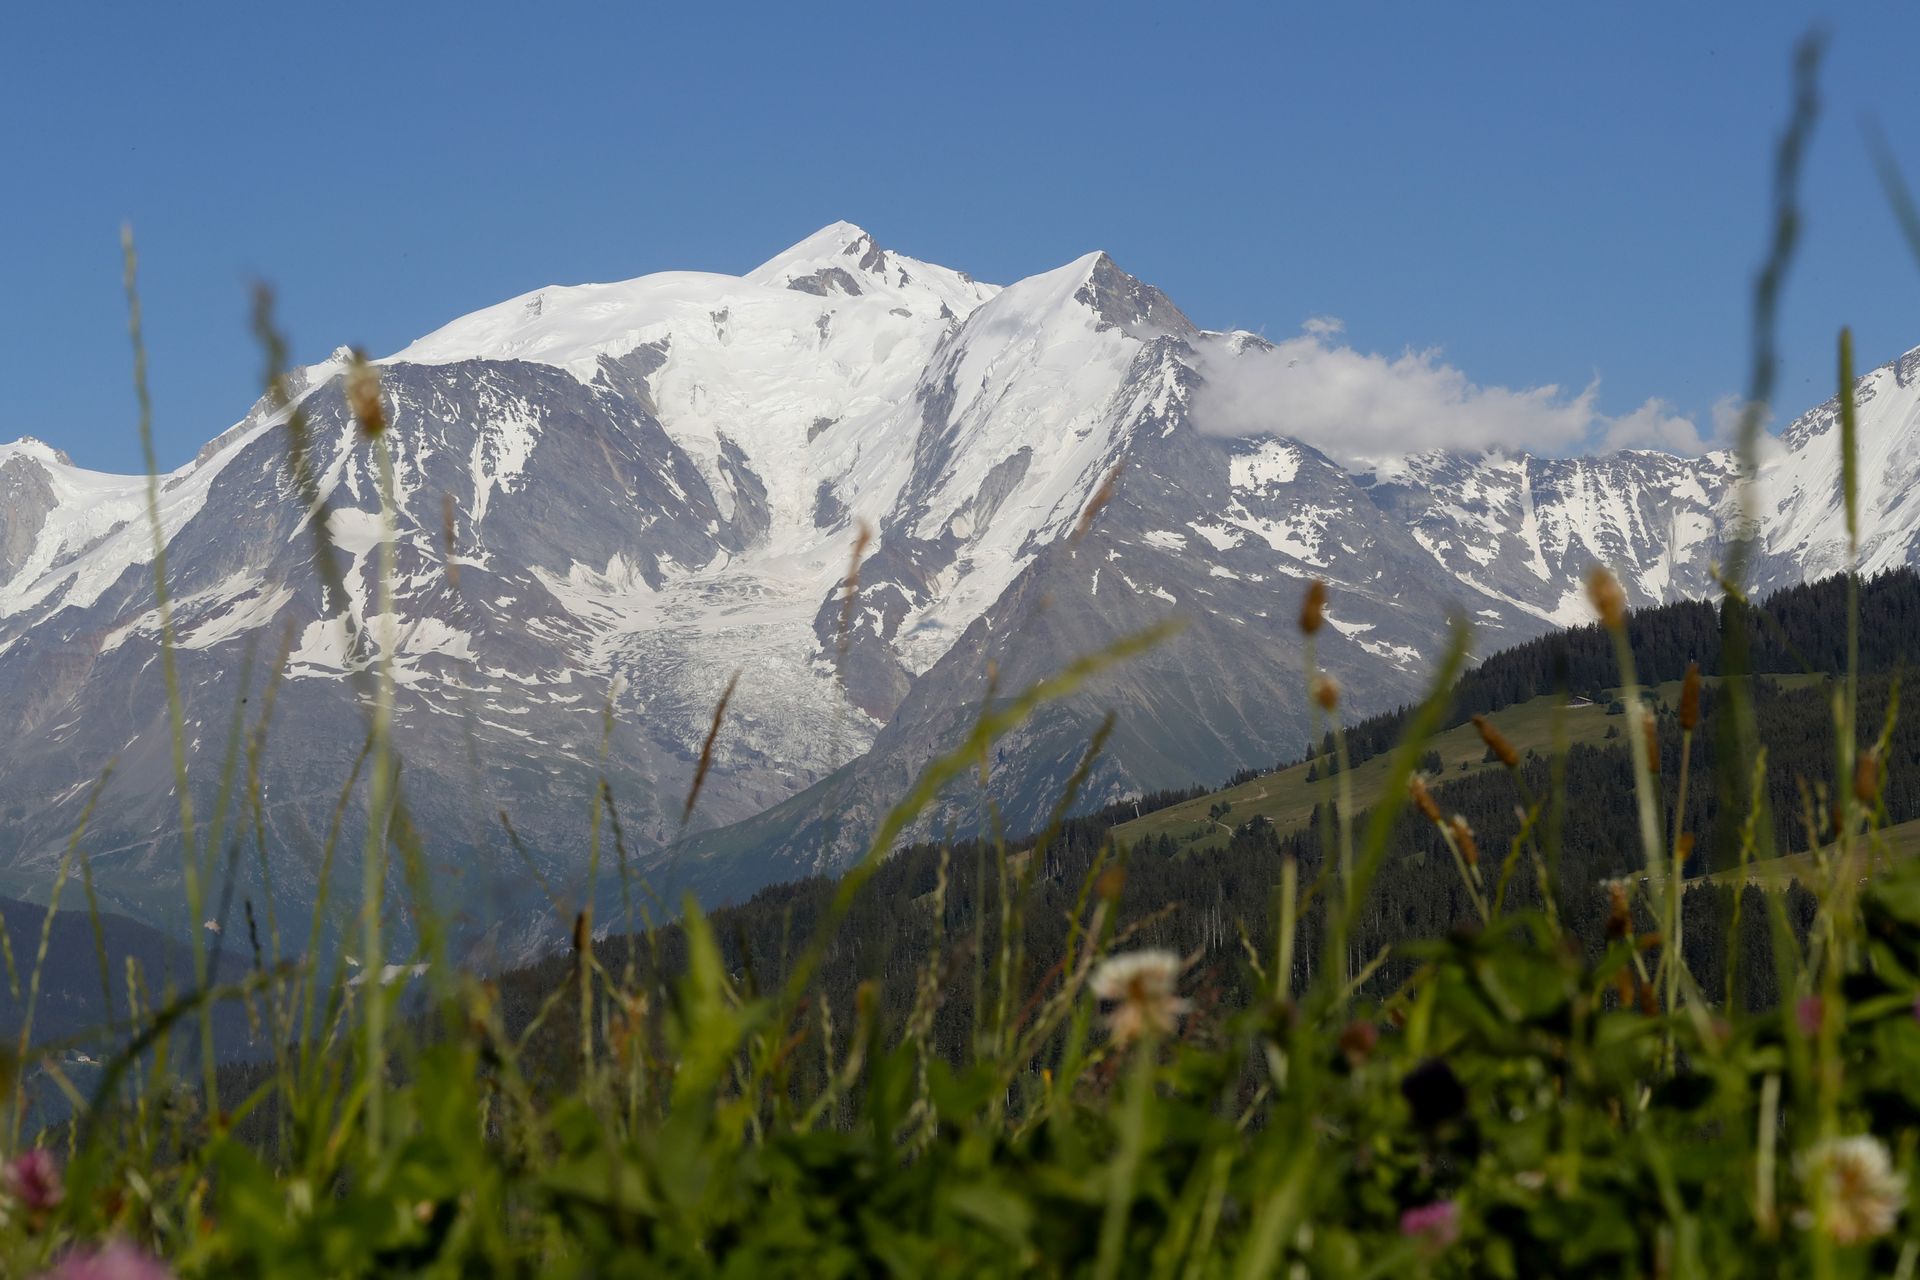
[[1796, 1135, 1906, 1244], [1091, 949, 1190, 1045]]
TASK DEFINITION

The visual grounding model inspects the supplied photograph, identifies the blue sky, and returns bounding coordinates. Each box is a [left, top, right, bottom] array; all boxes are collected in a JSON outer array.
[[5, 2, 1918, 471]]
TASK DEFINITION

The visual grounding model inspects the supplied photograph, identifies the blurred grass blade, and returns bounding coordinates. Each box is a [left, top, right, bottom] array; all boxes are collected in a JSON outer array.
[[1866, 117, 1920, 272], [122, 226, 218, 1114]]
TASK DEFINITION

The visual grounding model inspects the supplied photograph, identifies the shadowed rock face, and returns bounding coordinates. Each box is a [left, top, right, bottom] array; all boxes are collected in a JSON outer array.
[[1076, 254, 1194, 339], [0, 455, 59, 582], [786, 266, 863, 297], [0, 223, 1912, 954]]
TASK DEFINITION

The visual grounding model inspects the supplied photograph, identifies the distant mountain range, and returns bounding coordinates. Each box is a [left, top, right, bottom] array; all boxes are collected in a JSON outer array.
[[0, 223, 1913, 951]]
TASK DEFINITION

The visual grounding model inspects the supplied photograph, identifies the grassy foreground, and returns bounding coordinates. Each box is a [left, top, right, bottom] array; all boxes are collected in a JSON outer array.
[[6, 556, 1920, 1279]]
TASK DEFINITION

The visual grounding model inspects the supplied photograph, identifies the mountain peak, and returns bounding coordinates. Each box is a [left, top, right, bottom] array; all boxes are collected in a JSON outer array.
[[744, 222, 997, 319], [746, 221, 889, 291], [950, 250, 1194, 352], [0, 437, 75, 468], [1073, 251, 1195, 339]]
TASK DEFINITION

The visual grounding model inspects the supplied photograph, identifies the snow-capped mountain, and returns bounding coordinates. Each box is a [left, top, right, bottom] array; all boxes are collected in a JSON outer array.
[[0, 223, 1912, 944]]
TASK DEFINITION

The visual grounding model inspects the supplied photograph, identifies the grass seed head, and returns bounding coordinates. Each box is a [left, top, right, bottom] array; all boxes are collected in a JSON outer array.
[[1603, 878, 1632, 941], [837, 521, 873, 650], [1072, 462, 1121, 542], [1472, 715, 1519, 768], [441, 492, 461, 589], [1679, 661, 1702, 731], [1339, 1019, 1380, 1067], [1449, 814, 1479, 866], [344, 351, 387, 438], [1856, 749, 1883, 806], [1409, 774, 1443, 824], [1586, 565, 1627, 630], [1300, 579, 1327, 636], [682, 672, 740, 825], [1312, 673, 1340, 713]]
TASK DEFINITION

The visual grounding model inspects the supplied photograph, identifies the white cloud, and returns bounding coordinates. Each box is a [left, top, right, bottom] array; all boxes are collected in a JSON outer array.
[[1191, 320, 1723, 469], [1599, 398, 1707, 453], [1710, 392, 1771, 443]]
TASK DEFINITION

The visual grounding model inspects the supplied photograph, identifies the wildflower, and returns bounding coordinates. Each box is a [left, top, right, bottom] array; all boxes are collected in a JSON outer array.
[[1090, 950, 1190, 1046], [344, 353, 387, 437], [1409, 774, 1443, 824], [4, 1148, 62, 1212], [37, 1240, 173, 1279], [1311, 673, 1339, 713], [1471, 715, 1518, 768], [1299, 579, 1327, 636], [1587, 565, 1627, 630], [1448, 814, 1479, 867], [1400, 1058, 1467, 1129], [1678, 661, 1702, 731], [1796, 995, 1824, 1039], [1399, 1200, 1460, 1248], [1795, 1135, 1906, 1244]]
